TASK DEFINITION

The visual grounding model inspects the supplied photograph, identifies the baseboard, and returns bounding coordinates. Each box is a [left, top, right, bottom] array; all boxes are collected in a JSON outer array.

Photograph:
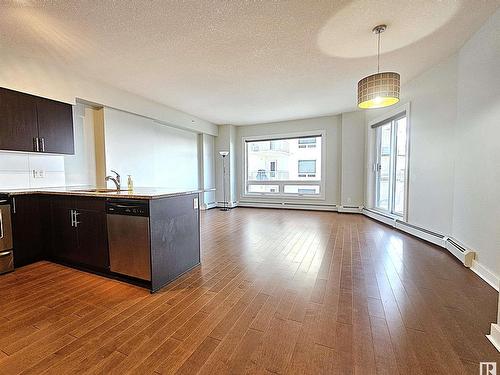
[[395, 220, 447, 248], [363, 208, 397, 226], [216, 201, 237, 209], [201, 202, 217, 210], [362, 208, 500, 291], [487, 323, 500, 352], [238, 200, 338, 212], [471, 260, 499, 291], [338, 205, 364, 213]]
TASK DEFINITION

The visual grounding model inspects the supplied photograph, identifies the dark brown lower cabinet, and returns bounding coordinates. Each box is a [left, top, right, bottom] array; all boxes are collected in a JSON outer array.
[[50, 196, 109, 270], [75, 208, 109, 269], [50, 196, 79, 264], [11, 195, 42, 267], [10, 194, 109, 270]]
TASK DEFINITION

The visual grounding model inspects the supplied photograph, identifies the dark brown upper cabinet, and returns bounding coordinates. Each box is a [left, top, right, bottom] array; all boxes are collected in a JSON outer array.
[[36, 97, 74, 154], [0, 87, 74, 154], [0, 88, 39, 152]]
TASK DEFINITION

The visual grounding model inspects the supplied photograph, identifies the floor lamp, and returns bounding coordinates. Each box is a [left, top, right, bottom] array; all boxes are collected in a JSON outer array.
[[219, 151, 229, 211]]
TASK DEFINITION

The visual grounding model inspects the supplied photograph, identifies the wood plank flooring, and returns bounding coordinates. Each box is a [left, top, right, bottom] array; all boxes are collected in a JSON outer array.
[[0, 207, 498, 374]]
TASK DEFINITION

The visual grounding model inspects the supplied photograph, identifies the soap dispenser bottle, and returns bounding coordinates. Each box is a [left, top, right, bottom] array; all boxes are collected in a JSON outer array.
[[127, 175, 134, 192]]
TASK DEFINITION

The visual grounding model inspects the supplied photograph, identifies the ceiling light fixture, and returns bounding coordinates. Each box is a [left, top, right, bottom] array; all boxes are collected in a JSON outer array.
[[357, 25, 400, 109]]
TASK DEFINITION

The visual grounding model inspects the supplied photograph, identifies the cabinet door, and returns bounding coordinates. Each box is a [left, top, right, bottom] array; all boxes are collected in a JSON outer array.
[[0, 88, 39, 152], [11, 195, 42, 267], [50, 197, 79, 263], [75, 209, 109, 270], [36, 97, 74, 154]]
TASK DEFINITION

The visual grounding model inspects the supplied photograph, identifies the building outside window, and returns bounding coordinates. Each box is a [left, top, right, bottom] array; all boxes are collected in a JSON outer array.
[[244, 134, 323, 197], [298, 137, 317, 148], [298, 160, 316, 178]]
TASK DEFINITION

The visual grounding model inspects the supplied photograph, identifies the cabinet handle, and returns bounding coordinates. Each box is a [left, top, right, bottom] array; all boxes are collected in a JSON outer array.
[[33, 137, 39, 152], [74, 210, 81, 227], [70, 209, 75, 227], [41, 137, 45, 152], [0, 251, 11, 258], [12, 197, 16, 214]]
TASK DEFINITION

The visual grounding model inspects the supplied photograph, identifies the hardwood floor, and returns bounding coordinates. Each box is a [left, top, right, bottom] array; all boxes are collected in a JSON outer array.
[[0, 207, 498, 374]]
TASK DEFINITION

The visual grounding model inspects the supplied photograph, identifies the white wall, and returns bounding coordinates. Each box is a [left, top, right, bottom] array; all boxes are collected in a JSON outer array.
[[365, 55, 458, 234], [0, 51, 217, 136], [200, 133, 216, 208], [235, 116, 341, 207], [103, 108, 199, 190], [452, 9, 500, 280], [341, 111, 366, 207], [364, 8, 500, 286], [64, 104, 97, 186]]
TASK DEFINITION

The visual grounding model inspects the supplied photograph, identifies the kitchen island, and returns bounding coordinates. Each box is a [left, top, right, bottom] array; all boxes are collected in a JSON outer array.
[[1, 187, 202, 292]]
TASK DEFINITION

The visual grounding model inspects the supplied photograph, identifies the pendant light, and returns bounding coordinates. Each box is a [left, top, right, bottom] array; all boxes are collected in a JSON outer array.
[[357, 25, 400, 109]]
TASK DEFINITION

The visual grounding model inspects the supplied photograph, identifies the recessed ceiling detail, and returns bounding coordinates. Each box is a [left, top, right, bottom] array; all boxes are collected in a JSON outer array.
[[317, 0, 461, 58], [0, 0, 498, 125]]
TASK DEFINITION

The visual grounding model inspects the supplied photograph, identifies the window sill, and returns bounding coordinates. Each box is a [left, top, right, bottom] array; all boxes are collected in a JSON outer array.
[[241, 193, 326, 201]]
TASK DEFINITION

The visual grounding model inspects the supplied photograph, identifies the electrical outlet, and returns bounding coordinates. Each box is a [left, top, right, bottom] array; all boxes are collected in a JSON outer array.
[[347, 197, 352, 203], [32, 170, 45, 178]]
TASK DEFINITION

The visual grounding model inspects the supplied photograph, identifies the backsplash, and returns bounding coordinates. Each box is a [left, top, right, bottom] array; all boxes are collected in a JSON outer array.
[[0, 151, 66, 189]]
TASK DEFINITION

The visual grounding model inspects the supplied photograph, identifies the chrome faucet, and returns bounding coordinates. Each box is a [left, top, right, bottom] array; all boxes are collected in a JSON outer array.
[[105, 170, 121, 190]]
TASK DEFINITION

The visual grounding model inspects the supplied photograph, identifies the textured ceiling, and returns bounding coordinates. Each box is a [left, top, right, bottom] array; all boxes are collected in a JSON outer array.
[[1, 0, 499, 125]]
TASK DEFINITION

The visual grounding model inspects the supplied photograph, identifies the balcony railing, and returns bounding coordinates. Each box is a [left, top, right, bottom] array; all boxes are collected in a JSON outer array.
[[248, 170, 289, 180]]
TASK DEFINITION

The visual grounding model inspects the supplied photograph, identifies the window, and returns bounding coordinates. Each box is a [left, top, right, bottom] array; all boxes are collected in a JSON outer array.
[[244, 134, 323, 197], [269, 161, 277, 178], [373, 113, 408, 216], [298, 137, 317, 148], [298, 160, 316, 177]]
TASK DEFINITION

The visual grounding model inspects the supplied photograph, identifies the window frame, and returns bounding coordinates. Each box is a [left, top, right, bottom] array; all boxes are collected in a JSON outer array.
[[369, 103, 411, 221], [242, 130, 326, 200]]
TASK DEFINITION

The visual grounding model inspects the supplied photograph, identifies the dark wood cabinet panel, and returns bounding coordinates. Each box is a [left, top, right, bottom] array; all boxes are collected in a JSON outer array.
[[150, 194, 200, 292], [0, 88, 38, 152], [11, 195, 42, 267], [49, 196, 108, 270], [50, 196, 79, 264], [36, 97, 74, 154], [76, 209, 109, 269], [0, 87, 74, 154]]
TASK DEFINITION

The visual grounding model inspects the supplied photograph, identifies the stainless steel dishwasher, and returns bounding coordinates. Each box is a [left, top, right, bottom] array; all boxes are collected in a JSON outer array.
[[106, 200, 151, 281]]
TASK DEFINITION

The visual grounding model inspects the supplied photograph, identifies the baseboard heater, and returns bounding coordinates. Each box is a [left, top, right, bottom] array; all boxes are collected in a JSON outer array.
[[444, 238, 475, 267], [395, 220, 446, 247], [238, 201, 338, 211], [362, 208, 475, 268], [338, 205, 364, 213]]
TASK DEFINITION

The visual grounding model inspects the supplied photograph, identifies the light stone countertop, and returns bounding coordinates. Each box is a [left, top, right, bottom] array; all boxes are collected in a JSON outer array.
[[0, 186, 213, 200]]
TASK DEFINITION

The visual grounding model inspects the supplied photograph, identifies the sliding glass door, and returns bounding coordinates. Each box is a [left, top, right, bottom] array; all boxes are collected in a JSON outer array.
[[375, 114, 408, 216]]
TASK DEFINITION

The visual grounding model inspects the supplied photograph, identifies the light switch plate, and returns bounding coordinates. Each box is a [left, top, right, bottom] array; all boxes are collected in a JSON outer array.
[[193, 197, 199, 210]]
